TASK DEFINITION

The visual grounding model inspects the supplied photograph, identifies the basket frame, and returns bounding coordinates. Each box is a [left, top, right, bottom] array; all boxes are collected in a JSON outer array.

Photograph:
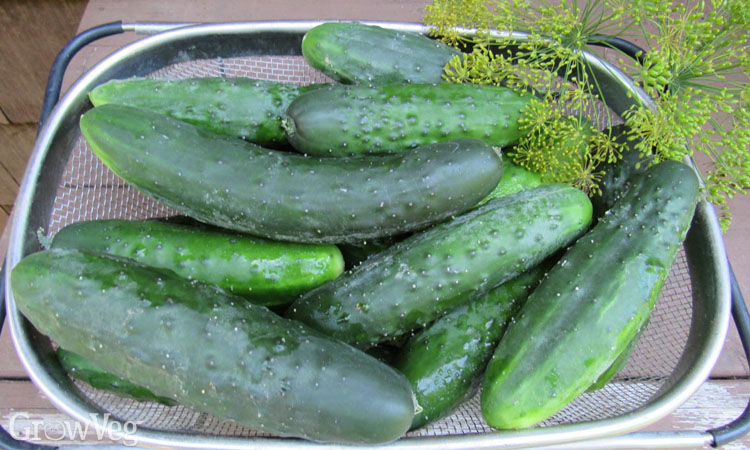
[[2, 21, 733, 448]]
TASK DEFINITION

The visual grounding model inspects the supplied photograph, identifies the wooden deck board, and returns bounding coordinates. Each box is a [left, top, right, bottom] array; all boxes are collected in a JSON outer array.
[[0, 0, 88, 124], [0, 123, 36, 184]]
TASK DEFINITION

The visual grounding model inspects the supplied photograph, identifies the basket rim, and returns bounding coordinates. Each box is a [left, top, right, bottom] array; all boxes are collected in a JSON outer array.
[[4, 20, 731, 449]]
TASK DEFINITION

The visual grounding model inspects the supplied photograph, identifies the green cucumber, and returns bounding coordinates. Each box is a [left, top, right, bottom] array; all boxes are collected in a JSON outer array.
[[481, 160, 700, 429], [11, 249, 415, 444], [586, 319, 648, 392], [591, 124, 653, 219], [89, 77, 324, 147], [302, 22, 460, 85], [284, 83, 530, 156], [339, 163, 545, 268], [478, 161, 544, 206], [340, 163, 545, 266], [286, 184, 592, 349], [393, 264, 548, 430], [80, 104, 503, 244], [57, 348, 176, 405], [51, 219, 344, 305]]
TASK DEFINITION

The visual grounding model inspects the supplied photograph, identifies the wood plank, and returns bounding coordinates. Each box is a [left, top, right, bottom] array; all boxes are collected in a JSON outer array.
[[0, 165, 18, 205], [0, 320, 29, 379], [0, 0, 88, 123], [0, 206, 28, 380], [0, 124, 36, 184], [76, 0, 430, 29], [0, 205, 7, 236]]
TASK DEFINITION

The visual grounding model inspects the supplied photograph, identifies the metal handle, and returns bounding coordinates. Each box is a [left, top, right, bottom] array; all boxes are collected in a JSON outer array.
[[708, 265, 750, 446]]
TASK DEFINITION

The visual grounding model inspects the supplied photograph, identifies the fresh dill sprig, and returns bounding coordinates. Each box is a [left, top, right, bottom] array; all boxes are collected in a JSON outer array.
[[425, 0, 749, 231]]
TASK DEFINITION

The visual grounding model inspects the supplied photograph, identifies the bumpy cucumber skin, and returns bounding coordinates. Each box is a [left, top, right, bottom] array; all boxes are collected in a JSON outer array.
[[394, 265, 548, 430], [51, 219, 344, 305], [80, 104, 503, 244], [89, 77, 323, 147], [286, 184, 592, 349], [284, 83, 530, 156], [339, 163, 544, 268], [478, 161, 544, 206], [481, 161, 700, 430], [11, 249, 415, 444], [302, 22, 459, 85], [591, 124, 652, 219], [57, 348, 176, 405]]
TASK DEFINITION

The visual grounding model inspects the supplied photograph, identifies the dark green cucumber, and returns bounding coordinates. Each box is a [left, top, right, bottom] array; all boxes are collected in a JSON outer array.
[[591, 124, 653, 219], [393, 264, 548, 430], [286, 184, 592, 349], [89, 77, 323, 147], [586, 319, 648, 392], [478, 161, 544, 206], [57, 348, 176, 405], [284, 83, 530, 156], [302, 21, 460, 85], [80, 104, 503, 244], [339, 163, 545, 268], [11, 249, 415, 444], [481, 160, 700, 429], [51, 219, 344, 305], [338, 163, 545, 268]]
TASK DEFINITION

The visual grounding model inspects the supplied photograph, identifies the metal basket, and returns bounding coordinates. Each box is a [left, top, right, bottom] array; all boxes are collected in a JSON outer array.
[[2, 21, 747, 449]]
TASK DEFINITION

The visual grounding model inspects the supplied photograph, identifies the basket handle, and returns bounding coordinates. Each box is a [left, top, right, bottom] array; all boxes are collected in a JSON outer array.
[[708, 264, 750, 446]]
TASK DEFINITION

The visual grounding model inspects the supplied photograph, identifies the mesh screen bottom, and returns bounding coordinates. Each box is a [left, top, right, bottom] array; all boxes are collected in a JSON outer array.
[[48, 55, 693, 438]]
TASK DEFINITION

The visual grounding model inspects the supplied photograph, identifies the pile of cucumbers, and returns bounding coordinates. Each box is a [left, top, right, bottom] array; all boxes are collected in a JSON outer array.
[[10, 22, 701, 445]]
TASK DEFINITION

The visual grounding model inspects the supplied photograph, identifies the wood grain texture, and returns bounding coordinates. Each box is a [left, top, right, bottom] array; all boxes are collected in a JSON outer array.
[[0, 323, 28, 379], [0, 124, 36, 183], [0, 206, 8, 235], [0, 166, 18, 205], [0, 0, 88, 123]]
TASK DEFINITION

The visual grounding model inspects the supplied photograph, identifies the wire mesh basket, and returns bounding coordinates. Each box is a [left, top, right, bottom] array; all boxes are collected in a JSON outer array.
[[2, 21, 741, 448]]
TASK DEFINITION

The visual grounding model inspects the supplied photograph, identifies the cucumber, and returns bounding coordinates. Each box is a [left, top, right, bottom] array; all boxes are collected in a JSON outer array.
[[481, 160, 700, 429], [586, 319, 648, 392], [339, 163, 544, 268], [478, 161, 544, 206], [591, 124, 653, 219], [285, 184, 592, 349], [51, 218, 344, 305], [80, 104, 503, 244], [302, 22, 460, 85], [393, 264, 548, 430], [57, 348, 176, 405], [89, 77, 324, 147], [11, 249, 415, 444], [284, 83, 530, 156]]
